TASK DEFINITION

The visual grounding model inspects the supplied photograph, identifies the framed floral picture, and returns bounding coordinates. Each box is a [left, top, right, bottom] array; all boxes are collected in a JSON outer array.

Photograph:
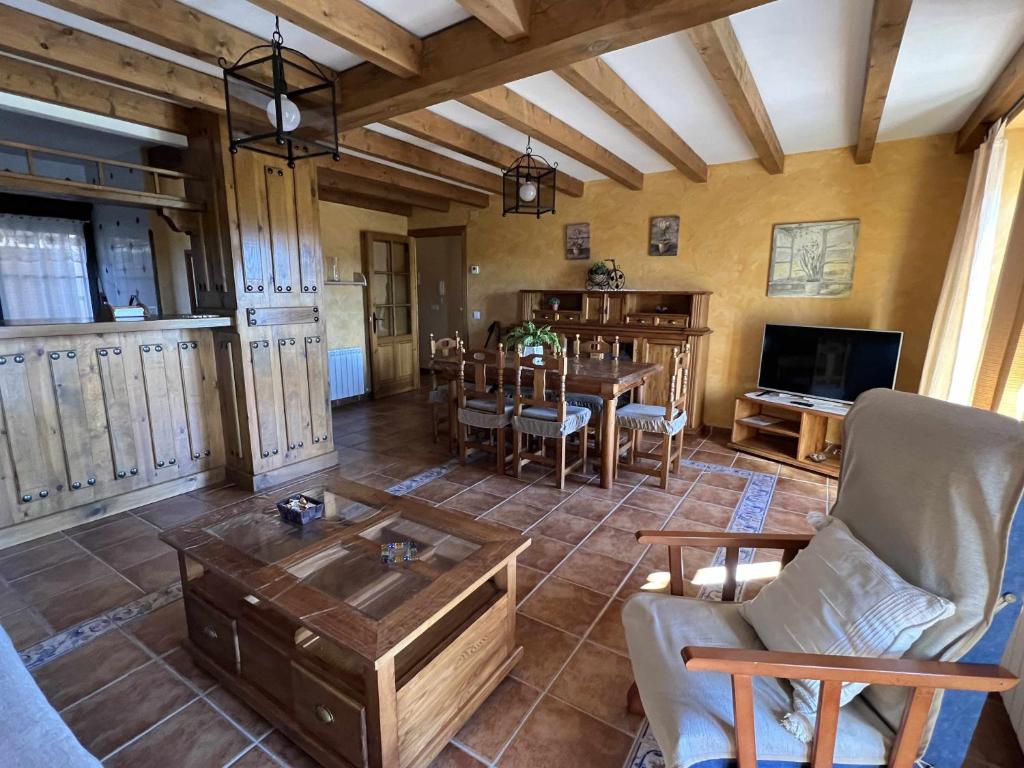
[[649, 216, 679, 256], [768, 219, 859, 298], [565, 223, 590, 260]]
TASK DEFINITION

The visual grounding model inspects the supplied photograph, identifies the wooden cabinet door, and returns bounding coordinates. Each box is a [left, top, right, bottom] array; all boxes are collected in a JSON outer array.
[[363, 232, 419, 397], [233, 150, 271, 296], [583, 293, 605, 323], [262, 163, 301, 298]]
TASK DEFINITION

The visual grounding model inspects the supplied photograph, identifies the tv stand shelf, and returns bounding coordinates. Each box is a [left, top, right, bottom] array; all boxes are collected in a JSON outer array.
[[728, 394, 846, 478]]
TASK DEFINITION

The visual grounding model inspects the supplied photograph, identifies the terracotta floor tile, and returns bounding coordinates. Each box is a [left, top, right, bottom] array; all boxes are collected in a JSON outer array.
[[604, 505, 666, 533], [229, 746, 282, 768], [1, 606, 51, 649], [497, 695, 632, 768], [357, 472, 404, 490], [672, 499, 735, 529], [517, 535, 572, 572], [125, 599, 187, 655], [260, 731, 320, 768], [36, 571, 143, 632], [698, 472, 749, 493], [582, 525, 647, 565], [456, 676, 541, 760], [516, 484, 574, 511], [519, 577, 608, 637], [208, 686, 271, 738], [623, 487, 680, 515], [477, 475, 530, 496], [0, 537, 83, 581], [0, 586, 26, 618], [62, 661, 196, 758], [187, 484, 252, 509], [444, 465, 492, 486], [104, 698, 249, 768], [411, 478, 465, 503], [778, 463, 827, 485], [773, 477, 828, 500], [550, 641, 642, 734], [770, 490, 826, 515], [135, 496, 216, 531], [732, 455, 780, 474], [644, 476, 695, 496], [0, 531, 65, 558], [66, 512, 134, 534], [121, 551, 181, 593], [94, 532, 174, 572], [689, 449, 735, 467], [11, 554, 112, 605], [532, 511, 596, 545], [588, 599, 628, 655], [516, 565, 545, 601], [555, 494, 618, 522], [511, 615, 578, 690], [430, 743, 487, 767], [445, 489, 506, 516], [163, 647, 217, 692], [764, 509, 817, 535], [71, 516, 160, 551], [671, 465, 703, 482], [485, 500, 548, 531], [576, 482, 633, 503], [33, 629, 148, 710], [553, 549, 632, 596], [686, 483, 742, 508]]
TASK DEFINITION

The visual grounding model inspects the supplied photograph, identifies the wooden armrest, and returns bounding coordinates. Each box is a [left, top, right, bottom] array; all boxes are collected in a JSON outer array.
[[635, 531, 814, 549], [682, 646, 1018, 692]]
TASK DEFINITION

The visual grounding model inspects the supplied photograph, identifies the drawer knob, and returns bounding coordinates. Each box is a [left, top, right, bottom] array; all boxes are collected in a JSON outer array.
[[202, 626, 219, 641], [314, 704, 334, 724]]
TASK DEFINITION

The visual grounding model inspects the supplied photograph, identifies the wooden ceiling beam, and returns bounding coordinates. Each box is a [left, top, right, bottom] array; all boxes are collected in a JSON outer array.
[[318, 166, 449, 212], [854, 0, 913, 164], [318, 187, 413, 217], [337, 0, 774, 128], [42, 0, 266, 69], [688, 18, 784, 174], [0, 5, 225, 111], [461, 86, 644, 189], [340, 128, 501, 194], [456, 0, 531, 42], [330, 154, 490, 209], [383, 110, 585, 197], [557, 57, 707, 182], [0, 55, 192, 133], [957, 39, 1024, 153], [247, 0, 421, 78]]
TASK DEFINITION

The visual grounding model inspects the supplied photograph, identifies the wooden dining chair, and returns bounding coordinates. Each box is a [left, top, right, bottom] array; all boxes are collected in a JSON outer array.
[[572, 333, 621, 359], [456, 345, 511, 474], [511, 348, 591, 489], [428, 332, 461, 450], [614, 342, 689, 489]]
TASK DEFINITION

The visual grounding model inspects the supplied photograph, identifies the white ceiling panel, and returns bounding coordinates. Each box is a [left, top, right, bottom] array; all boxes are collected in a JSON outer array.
[[731, 0, 872, 155], [879, 0, 1024, 142], [600, 31, 757, 166], [366, 123, 504, 175], [359, 0, 470, 37], [427, 101, 605, 181], [505, 72, 673, 173]]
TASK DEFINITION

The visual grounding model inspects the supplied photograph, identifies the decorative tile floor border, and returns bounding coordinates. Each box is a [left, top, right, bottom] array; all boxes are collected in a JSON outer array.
[[384, 458, 460, 495]]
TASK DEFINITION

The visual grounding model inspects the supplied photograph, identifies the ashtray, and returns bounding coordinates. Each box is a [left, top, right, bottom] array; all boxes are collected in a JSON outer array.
[[277, 494, 324, 525], [380, 541, 418, 565]]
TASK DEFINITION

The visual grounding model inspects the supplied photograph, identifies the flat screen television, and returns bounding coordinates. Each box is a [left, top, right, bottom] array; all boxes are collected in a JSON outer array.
[[757, 324, 903, 404]]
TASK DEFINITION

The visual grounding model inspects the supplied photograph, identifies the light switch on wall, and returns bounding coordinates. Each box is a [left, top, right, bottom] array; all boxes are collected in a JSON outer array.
[[470, 265, 480, 275], [472, 311, 481, 320]]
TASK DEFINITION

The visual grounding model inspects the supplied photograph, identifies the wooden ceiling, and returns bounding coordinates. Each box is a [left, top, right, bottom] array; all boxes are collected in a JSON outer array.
[[1, 0, 1022, 216]]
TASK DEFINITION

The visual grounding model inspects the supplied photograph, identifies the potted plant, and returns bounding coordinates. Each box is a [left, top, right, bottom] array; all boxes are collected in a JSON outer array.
[[547, 296, 561, 312], [503, 321, 562, 356]]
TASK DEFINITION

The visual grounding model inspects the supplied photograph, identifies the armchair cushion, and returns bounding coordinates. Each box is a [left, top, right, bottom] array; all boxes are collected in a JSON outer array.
[[740, 517, 955, 741], [623, 593, 891, 767]]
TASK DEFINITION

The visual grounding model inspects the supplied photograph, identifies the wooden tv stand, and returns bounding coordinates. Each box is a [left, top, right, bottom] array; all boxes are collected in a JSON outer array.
[[728, 394, 847, 478]]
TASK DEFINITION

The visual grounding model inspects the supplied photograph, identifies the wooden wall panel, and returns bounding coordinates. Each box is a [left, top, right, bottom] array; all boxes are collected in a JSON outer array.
[[48, 350, 100, 491], [177, 340, 213, 466], [249, 338, 281, 460], [277, 336, 311, 455], [96, 345, 139, 480], [305, 335, 329, 447], [214, 334, 245, 465], [295, 162, 322, 295], [264, 165, 300, 296], [0, 351, 61, 505], [233, 150, 271, 296], [138, 341, 179, 471]]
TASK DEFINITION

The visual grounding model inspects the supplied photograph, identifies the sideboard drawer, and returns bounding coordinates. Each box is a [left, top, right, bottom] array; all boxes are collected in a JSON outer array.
[[659, 314, 690, 328], [185, 595, 238, 673], [532, 310, 556, 322], [625, 313, 657, 326], [556, 311, 581, 322], [292, 663, 366, 766]]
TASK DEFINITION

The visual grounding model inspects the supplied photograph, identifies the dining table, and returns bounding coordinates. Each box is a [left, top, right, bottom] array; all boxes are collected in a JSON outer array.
[[433, 355, 664, 489]]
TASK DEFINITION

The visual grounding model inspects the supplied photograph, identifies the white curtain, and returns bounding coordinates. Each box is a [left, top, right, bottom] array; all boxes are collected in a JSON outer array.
[[0, 214, 92, 322], [919, 120, 1008, 403]]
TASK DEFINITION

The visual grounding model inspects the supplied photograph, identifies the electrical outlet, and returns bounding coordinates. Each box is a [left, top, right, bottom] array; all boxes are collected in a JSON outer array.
[[470, 265, 481, 275], [472, 311, 482, 320]]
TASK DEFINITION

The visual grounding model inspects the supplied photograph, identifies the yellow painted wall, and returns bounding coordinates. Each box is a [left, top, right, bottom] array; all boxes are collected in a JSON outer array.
[[318, 201, 407, 387], [409, 134, 972, 427]]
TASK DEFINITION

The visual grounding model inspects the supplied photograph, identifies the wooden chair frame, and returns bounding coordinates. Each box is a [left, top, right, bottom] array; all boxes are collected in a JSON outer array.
[[615, 342, 690, 489], [456, 344, 509, 474], [627, 530, 1018, 768], [573, 333, 621, 359], [511, 349, 589, 489], [429, 332, 461, 451]]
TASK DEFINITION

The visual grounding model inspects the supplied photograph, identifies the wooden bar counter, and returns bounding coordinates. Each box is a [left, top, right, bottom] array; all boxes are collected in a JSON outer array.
[[0, 315, 231, 547]]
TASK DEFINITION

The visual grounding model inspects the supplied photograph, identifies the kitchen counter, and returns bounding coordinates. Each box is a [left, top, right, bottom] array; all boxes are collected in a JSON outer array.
[[0, 314, 232, 339]]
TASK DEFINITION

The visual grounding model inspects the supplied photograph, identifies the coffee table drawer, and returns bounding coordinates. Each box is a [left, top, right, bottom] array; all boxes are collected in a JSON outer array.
[[239, 625, 292, 707], [185, 595, 238, 672], [292, 663, 366, 766]]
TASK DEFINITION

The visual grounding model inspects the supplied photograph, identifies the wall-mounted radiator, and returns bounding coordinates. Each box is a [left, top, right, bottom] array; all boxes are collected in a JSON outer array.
[[328, 347, 366, 401]]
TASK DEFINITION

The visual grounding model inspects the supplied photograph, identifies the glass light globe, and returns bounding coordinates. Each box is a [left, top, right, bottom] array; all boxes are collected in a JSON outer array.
[[266, 95, 302, 132], [518, 179, 538, 203]]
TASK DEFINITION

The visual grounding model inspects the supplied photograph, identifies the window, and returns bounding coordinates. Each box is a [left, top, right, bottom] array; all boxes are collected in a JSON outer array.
[[0, 214, 93, 322]]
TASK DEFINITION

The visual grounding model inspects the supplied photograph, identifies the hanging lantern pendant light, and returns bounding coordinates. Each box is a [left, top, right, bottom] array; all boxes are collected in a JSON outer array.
[[502, 137, 557, 218]]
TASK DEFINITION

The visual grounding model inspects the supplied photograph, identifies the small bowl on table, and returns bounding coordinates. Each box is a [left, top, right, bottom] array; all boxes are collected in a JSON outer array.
[[277, 494, 324, 526]]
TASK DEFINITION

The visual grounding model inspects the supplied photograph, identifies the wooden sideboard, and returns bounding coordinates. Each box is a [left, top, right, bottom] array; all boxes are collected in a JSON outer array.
[[519, 289, 712, 433], [0, 317, 230, 546]]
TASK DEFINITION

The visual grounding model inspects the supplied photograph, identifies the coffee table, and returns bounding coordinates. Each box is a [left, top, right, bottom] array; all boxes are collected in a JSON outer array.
[[160, 475, 530, 768]]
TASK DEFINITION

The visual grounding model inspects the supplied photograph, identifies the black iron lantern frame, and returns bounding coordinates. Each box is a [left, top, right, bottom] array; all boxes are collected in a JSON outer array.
[[502, 138, 557, 218], [219, 17, 340, 168]]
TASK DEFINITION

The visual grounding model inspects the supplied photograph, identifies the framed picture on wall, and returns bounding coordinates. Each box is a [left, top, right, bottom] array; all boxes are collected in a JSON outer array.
[[768, 219, 859, 298], [649, 216, 679, 256], [565, 222, 590, 260]]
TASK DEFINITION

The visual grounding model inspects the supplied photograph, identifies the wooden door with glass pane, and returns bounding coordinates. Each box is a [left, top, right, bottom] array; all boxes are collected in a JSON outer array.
[[362, 231, 419, 397]]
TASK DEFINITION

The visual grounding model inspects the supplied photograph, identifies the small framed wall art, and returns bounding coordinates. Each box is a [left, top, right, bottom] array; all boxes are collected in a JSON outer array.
[[565, 222, 591, 260], [767, 219, 859, 298], [649, 215, 679, 256]]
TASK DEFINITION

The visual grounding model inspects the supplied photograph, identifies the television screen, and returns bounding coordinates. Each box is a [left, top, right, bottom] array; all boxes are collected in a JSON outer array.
[[757, 324, 903, 403]]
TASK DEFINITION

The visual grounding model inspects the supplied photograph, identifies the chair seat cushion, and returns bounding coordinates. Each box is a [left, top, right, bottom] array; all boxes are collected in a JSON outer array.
[[566, 392, 605, 416], [427, 384, 449, 404], [458, 402, 512, 429], [616, 403, 687, 435], [513, 405, 591, 438], [622, 593, 891, 768]]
